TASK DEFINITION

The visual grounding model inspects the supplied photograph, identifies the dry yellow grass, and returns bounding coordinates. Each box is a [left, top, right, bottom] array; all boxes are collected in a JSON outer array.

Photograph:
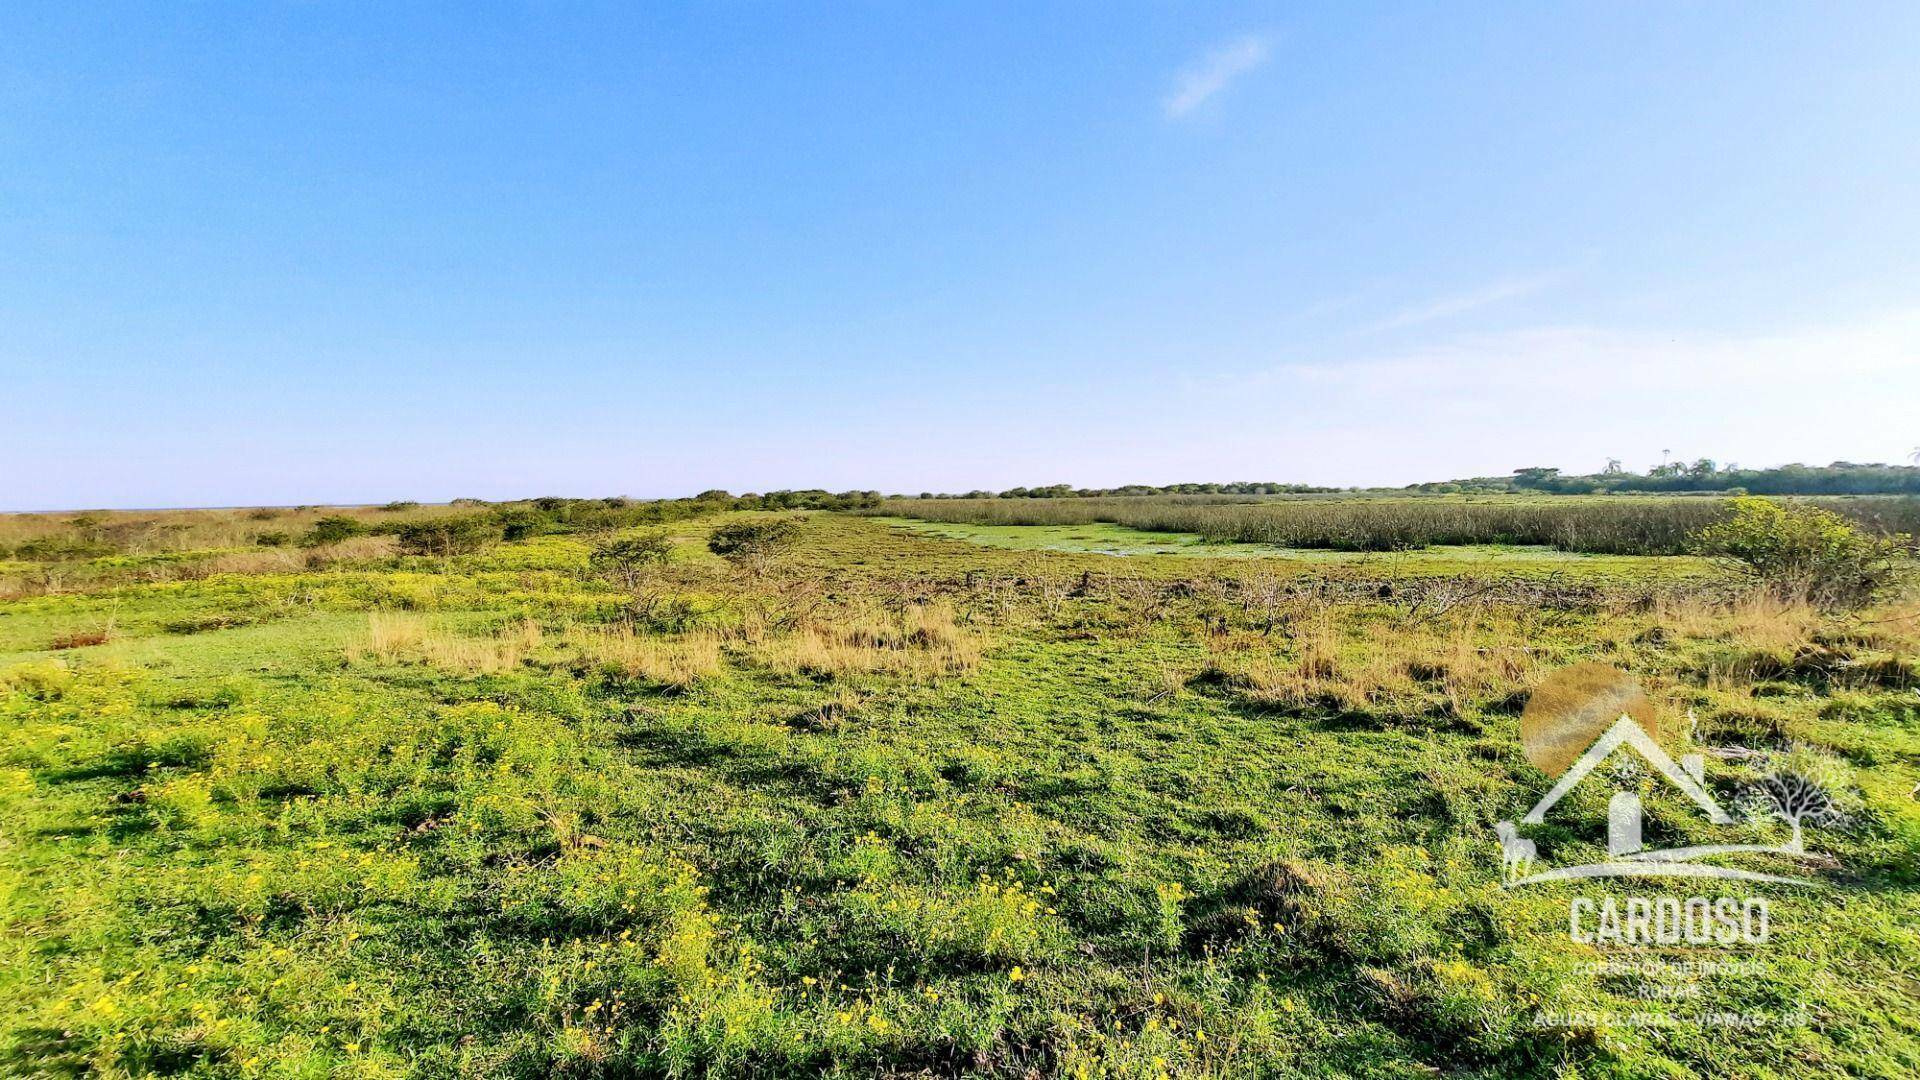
[[303, 535, 399, 567], [360, 614, 729, 685], [1651, 592, 1820, 652], [357, 613, 542, 674], [568, 626, 724, 689], [1224, 650, 1413, 712], [1408, 613, 1539, 714], [1207, 603, 1540, 714], [1642, 592, 1827, 693], [183, 548, 311, 577], [0, 504, 465, 555], [1848, 598, 1920, 654], [757, 602, 981, 678], [363, 612, 431, 659]]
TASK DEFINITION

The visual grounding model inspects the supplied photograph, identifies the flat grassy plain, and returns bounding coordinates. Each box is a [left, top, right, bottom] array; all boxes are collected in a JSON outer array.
[[2, 505, 1918, 1077]]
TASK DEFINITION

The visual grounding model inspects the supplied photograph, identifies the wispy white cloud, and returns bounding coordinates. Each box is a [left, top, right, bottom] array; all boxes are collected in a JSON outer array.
[[1163, 36, 1270, 118], [1186, 307, 1920, 480], [1362, 275, 1555, 334]]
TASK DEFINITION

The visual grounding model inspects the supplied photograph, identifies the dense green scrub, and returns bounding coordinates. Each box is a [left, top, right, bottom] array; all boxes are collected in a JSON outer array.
[[2, 512, 1917, 1077]]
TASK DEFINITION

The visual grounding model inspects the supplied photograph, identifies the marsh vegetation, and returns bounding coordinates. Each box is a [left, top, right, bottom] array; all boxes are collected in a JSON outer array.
[[876, 492, 1920, 557]]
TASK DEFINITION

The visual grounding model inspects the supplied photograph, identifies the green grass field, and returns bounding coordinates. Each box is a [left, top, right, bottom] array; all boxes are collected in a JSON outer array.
[[3, 508, 1918, 1077]]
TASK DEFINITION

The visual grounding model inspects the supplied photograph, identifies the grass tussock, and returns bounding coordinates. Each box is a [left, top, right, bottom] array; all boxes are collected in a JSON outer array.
[[1845, 597, 1920, 654], [44, 610, 120, 651], [183, 548, 311, 577], [1650, 592, 1822, 652], [1204, 605, 1540, 715], [48, 628, 115, 650], [357, 613, 543, 674], [568, 626, 725, 689], [303, 535, 398, 567], [758, 602, 981, 678], [1640, 589, 1920, 695]]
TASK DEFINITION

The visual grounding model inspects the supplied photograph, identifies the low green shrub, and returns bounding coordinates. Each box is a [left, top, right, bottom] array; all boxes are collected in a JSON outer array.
[[492, 507, 555, 541], [14, 536, 115, 561], [1691, 496, 1909, 607], [302, 515, 367, 547]]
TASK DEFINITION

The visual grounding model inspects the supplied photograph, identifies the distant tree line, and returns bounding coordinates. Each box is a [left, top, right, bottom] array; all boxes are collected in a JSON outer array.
[[1448, 462, 1920, 496], [900, 464, 1920, 500]]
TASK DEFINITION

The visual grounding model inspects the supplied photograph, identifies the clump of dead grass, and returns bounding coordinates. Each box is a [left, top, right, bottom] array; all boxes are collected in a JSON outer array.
[[356, 613, 542, 674], [1650, 592, 1821, 652], [1825, 597, 1920, 655], [757, 602, 980, 678], [49, 628, 115, 650], [46, 609, 120, 651], [305, 536, 399, 568], [363, 611, 430, 659], [1645, 590, 1909, 694], [1402, 613, 1539, 714], [567, 626, 725, 689], [1205, 605, 1405, 711], [1202, 602, 1540, 715], [183, 548, 310, 578]]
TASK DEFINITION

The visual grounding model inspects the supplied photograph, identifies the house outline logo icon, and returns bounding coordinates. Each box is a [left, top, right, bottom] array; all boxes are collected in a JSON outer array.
[[1498, 666, 1823, 889], [1524, 714, 1732, 825]]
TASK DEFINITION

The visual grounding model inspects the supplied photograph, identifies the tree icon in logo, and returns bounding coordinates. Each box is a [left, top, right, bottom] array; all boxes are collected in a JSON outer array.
[[1738, 745, 1852, 854]]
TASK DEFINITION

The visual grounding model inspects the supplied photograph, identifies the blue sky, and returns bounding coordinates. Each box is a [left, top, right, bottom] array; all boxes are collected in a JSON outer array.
[[4, 3, 1918, 508]]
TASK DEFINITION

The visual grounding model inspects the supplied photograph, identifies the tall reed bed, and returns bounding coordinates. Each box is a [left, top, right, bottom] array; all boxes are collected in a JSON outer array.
[[875, 495, 1920, 555]]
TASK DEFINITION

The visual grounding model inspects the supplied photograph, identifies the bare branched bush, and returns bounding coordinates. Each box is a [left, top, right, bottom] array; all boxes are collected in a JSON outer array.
[[707, 519, 801, 575], [589, 532, 674, 589], [1036, 576, 1070, 620]]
